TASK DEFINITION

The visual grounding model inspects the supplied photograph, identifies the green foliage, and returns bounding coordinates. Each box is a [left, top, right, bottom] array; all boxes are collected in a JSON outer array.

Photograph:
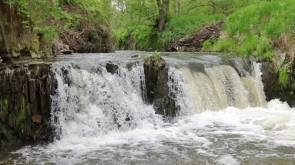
[[112, 0, 261, 50], [155, 14, 223, 49], [210, 0, 295, 58], [5, 0, 295, 61], [0, 98, 8, 112], [113, 25, 155, 50], [279, 66, 289, 87], [152, 51, 161, 61], [4, 0, 110, 43], [114, 13, 223, 50]]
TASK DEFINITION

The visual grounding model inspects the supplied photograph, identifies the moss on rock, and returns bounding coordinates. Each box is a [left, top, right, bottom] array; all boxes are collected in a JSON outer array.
[[0, 63, 53, 146]]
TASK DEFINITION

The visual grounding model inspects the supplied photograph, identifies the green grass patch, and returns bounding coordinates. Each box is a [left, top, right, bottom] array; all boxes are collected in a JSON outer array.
[[209, 0, 295, 58]]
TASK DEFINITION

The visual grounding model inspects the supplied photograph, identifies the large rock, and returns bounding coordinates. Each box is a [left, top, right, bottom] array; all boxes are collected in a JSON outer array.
[[143, 56, 177, 118], [0, 63, 53, 146]]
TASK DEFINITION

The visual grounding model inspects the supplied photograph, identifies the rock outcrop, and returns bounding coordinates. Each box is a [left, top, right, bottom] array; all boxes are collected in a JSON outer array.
[[143, 56, 177, 118], [0, 63, 53, 146]]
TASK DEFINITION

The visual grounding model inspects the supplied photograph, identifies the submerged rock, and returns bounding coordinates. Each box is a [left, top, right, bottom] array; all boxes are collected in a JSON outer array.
[[143, 56, 177, 118], [106, 62, 119, 74]]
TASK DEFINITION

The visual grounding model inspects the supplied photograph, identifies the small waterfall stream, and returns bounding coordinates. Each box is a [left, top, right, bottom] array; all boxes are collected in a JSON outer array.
[[3, 52, 295, 165], [170, 62, 266, 112], [51, 61, 161, 138]]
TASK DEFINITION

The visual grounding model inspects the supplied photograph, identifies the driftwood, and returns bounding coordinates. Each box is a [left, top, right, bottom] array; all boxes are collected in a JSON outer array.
[[169, 21, 224, 52]]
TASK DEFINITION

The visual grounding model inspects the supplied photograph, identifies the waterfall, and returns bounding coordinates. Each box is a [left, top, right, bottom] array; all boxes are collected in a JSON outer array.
[[10, 53, 295, 165], [51, 60, 162, 139], [168, 62, 266, 113], [50, 55, 266, 138]]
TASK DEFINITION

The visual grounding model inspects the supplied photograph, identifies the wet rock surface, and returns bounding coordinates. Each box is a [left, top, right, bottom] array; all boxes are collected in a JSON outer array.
[[0, 63, 53, 146], [106, 62, 119, 74], [261, 61, 295, 106], [143, 56, 177, 118]]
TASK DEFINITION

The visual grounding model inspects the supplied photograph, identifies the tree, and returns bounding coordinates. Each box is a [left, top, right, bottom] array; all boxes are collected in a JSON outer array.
[[156, 0, 169, 31]]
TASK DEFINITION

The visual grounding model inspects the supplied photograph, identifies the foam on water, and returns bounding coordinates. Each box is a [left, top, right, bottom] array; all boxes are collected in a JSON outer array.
[[13, 100, 295, 164]]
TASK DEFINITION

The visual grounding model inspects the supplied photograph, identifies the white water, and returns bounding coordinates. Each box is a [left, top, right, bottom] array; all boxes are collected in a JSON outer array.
[[179, 62, 266, 112], [3, 53, 295, 165]]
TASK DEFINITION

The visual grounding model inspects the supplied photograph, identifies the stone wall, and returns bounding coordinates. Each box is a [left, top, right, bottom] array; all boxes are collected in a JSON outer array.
[[0, 63, 53, 146], [143, 56, 178, 118]]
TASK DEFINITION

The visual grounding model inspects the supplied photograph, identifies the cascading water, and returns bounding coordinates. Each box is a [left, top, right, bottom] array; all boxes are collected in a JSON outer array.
[[3, 52, 295, 165], [51, 61, 161, 139], [174, 63, 266, 112]]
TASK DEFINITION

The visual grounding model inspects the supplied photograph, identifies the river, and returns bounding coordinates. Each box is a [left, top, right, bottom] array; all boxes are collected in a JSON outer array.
[[1, 52, 295, 165]]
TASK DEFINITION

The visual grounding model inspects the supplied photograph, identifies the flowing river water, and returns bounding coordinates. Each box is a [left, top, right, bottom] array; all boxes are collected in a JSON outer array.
[[1, 52, 295, 165]]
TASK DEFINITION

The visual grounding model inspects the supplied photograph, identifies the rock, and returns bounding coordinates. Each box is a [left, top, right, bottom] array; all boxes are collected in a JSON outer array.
[[0, 63, 53, 146], [131, 54, 140, 58], [52, 39, 73, 55], [106, 62, 119, 74], [32, 114, 42, 124], [0, 112, 8, 123], [143, 56, 177, 118], [61, 50, 73, 55], [261, 61, 295, 106]]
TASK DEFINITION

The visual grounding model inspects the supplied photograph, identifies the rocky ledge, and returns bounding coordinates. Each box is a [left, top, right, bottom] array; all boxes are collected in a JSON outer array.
[[0, 63, 53, 146]]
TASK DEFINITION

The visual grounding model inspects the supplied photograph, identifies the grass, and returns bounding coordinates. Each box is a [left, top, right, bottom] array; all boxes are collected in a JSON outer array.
[[155, 14, 223, 49], [279, 66, 289, 87], [207, 0, 295, 59]]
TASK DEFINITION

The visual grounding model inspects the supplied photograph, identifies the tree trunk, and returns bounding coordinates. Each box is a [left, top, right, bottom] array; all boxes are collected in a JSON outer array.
[[156, 0, 169, 32], [209, 0, 216, 14]]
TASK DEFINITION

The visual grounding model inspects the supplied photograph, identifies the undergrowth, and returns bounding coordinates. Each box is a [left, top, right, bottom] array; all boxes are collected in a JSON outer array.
[[207, 0, 295, 59]]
